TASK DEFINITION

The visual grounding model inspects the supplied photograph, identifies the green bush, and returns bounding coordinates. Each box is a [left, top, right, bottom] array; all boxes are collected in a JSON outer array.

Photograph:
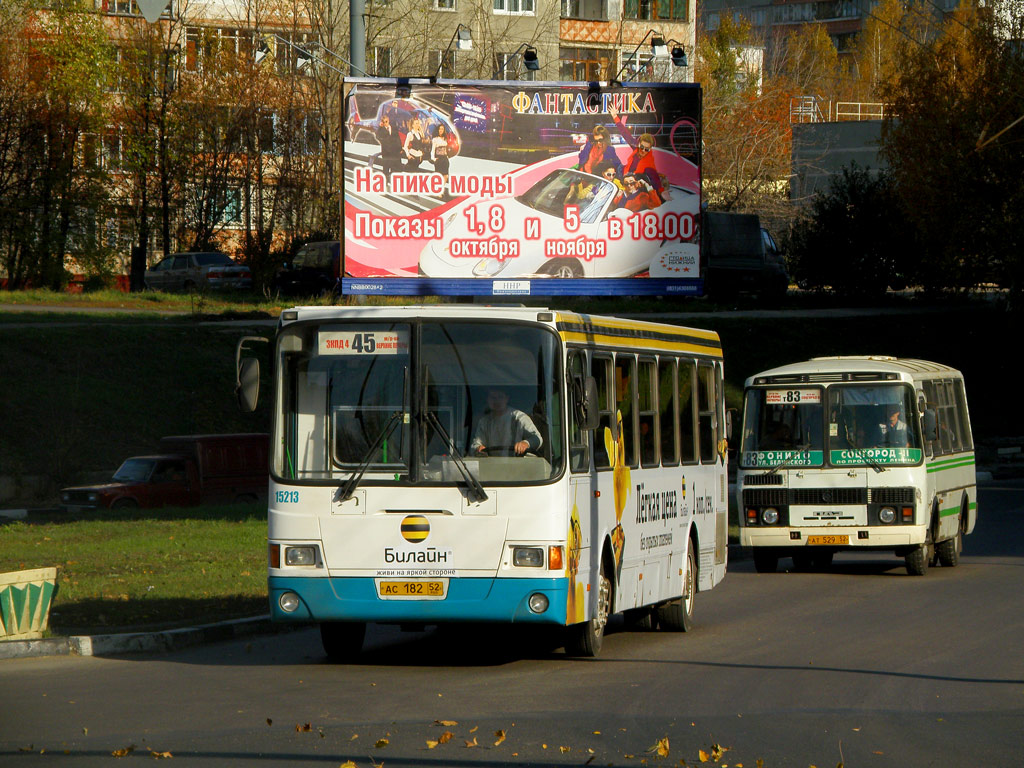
[[789, 164, 918, 296]]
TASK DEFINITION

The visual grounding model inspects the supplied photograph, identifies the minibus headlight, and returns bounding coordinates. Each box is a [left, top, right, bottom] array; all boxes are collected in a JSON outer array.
[[879, 506, 896, 524], [285, 546, 318, 566], [513, 547, 544, 567], [762, 507, 780, 525]]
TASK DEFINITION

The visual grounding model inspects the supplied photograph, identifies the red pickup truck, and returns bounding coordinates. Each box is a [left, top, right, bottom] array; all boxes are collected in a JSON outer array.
[[59, 433, 268, 512]]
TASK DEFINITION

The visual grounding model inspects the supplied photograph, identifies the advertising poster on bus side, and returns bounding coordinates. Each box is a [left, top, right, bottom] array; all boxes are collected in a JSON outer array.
[[342, 78, 702, 297]]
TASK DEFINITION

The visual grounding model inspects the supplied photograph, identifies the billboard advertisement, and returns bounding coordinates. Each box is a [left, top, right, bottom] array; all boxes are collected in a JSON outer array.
[[342, 78, 702, 297]]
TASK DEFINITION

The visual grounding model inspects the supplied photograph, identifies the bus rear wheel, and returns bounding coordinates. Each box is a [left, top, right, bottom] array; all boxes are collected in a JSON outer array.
[[320, 621, 366, 660], [565, 563, 611, 657], [657, 545, 695, 632]]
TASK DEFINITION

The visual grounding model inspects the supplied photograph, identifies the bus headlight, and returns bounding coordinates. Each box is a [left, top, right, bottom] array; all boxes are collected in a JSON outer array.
[[513, 547, 544, 567], [279, 591, 301, 613], [879, 506, 896, 524], [285, 546, 318, 566], [762, 507, 780, 525], [528, 593, 549, 614]]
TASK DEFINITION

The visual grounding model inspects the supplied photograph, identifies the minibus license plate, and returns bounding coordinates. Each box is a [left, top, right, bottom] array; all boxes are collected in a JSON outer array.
[[807, 535, 848, 546], [378, 580, 446, 597]]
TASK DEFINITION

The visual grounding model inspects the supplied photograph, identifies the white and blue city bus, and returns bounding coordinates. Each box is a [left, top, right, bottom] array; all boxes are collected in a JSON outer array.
[[237, 305, 729, 657], [737, 356, 977, 576]]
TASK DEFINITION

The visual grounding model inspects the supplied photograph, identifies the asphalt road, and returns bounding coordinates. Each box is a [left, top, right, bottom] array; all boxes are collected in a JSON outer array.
[[2, 481, 1022, 767]]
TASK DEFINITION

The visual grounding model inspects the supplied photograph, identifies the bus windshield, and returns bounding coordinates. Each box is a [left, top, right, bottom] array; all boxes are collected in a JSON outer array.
[[275, 320, 563, 484], [740, 387, 825, 467], [827, 384, 921, 465]]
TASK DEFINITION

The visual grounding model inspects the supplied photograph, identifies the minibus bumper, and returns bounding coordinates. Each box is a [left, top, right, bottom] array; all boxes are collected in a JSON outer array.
[[741, 526, 926, 549]]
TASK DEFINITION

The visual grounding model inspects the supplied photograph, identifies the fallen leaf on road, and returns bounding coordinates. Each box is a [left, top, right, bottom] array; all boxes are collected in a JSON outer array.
[[699, 749, 709, 763], [648, 737, 670, 757], [434, 720, 457, 726], [112, 745, 136, 758], [147, 747, 173, 759], [494, 730, 506, 746], [375, 738, 389, 748], [426, 740, 439, 749], [560, 746, 570, 754], [339, 762, 358, 768], [464, 737, 478, 748]]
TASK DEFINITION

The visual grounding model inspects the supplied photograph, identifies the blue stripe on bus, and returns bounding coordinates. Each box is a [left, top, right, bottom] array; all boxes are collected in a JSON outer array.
[[269, 576, 570, 625]]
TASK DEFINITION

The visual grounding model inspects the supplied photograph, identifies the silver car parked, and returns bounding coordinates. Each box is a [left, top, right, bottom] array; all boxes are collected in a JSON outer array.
[[144, 252, 252, 292]]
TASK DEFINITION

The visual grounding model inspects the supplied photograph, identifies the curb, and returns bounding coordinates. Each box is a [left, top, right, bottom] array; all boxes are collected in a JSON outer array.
[[0, 615, 275, 661]]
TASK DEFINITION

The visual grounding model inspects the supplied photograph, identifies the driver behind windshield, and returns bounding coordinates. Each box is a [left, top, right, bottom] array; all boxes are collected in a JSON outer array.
[[470, 389, 543, 456]]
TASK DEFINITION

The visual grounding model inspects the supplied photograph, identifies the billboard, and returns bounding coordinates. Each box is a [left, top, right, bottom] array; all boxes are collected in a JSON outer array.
[[342, 78, 702, 297]]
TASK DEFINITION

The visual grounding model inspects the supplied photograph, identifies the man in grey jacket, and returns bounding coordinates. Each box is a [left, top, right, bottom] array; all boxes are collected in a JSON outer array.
[[470, 389, 543, 456]]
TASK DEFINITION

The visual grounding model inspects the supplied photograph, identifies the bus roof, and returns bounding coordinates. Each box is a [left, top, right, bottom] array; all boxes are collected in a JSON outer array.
[[279, 306, 723, 359], [745, 356, 962, 386]]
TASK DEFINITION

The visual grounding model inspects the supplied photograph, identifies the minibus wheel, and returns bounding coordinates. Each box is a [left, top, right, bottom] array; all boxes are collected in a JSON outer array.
[[905, 532, 934, 576], [753, 549, 779, 574], [320, 621, 366, 659], [936, 494, 967, 568]]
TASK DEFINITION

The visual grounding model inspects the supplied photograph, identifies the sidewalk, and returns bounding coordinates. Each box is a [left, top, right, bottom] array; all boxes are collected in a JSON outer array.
[[0, 615, 278, 661]]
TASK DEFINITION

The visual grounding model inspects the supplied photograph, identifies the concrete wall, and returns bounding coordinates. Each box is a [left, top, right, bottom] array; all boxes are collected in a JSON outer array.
[[790, 120, 885, 202]]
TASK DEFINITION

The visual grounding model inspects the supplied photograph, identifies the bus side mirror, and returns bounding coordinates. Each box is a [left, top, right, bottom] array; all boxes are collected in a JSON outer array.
[[574, 375, 600, 431], [235, 335, 269, 413], [923, 409, 938, 441], [237, 358, 260, 413], [725, 408, 737, 441]]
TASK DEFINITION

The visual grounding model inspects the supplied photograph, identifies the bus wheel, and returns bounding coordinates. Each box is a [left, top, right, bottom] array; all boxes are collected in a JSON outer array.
[[657, 545, 696, 632], [753, 549, 778, 574], [320, 621, 366, 660], [565, 563, 611, 657]]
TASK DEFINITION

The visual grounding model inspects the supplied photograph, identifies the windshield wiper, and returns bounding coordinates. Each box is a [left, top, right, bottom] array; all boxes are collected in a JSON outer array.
[[766, 444, 812, 476], [844, 444, 886, 473], [424, 410, 488, 503], [335, 410, 404, 503]]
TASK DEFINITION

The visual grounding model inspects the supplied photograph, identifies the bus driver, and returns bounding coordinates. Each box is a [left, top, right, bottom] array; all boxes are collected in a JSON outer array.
[[470, 389, 543, 457]]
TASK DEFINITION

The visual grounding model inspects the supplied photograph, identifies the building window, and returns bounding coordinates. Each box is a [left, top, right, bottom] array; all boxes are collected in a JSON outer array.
[[372, 46, 393, 77], [623, 0, 654, 20], [493, 0, 534, 13], [656, 0, 688, 21], [561, 0, 608, 19], [494, 51, 537, 80], [102, 132, 123, 171], [705, 11, 720, 30], [559, 46, 611, 81], [433, 49, 456, 78], [434, 0, 456, 10]]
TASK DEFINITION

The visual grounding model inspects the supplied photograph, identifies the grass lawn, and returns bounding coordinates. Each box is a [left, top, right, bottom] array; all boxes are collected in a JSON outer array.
[[0, 504, 267, 634]]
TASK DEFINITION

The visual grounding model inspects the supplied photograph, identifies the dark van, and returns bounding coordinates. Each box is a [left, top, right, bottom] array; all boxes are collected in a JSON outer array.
[[272, 241, 341, 297]]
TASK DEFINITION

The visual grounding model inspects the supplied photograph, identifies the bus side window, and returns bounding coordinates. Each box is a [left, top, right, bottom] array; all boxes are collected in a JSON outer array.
[[942, 380, 962, 452], [658, 358, 678, 466], [616, 355, 637, 468], [592, 355, 613, 469], [639, 359, 658, 467], [679, 359, 697, 463], [568, 351, 590, 473], [698, 363, 717, 463], [954, 379, 973, 450]]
